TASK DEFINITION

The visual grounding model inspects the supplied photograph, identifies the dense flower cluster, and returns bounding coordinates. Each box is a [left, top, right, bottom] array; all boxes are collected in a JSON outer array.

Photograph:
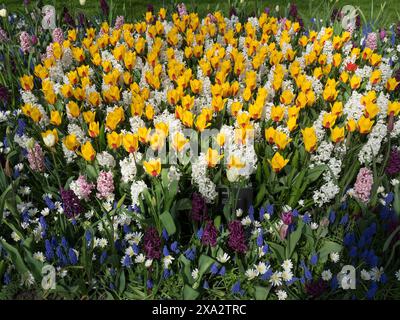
[[0, 2, 399, 300]]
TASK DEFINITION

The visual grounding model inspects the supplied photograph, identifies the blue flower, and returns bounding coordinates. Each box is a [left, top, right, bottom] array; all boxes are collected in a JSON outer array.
[[196, 227, 203, 240], [301, 260, 312, 280], [121, 255, 132, 267], [231, 281, 243, 295], [266, 204, 274, 216], [248, 205, 254, 221], [45, 239, 54, 260], [310, 253, 318, 266], [162, 228, 169, 241], [302, 213, 311, 224], [343, 232, 355, 247], [132, 244, 139, 255], [163, 245, 170, 257], [262, 244, 269, 254], [261, 268, 273, 280], [3, 273, 11, 285], [366, 282, 378, 300], [259, 207, 265, 221], [329, 210, 336, 224], [292, 209, 299, 217], [331, 276, 338, 290], [16, 119, 26, 137], [203, 280, 209, 289], [385, 192, 394, 205], [210, 263, 219, 275], [61, 237, 69, 249], [256, 231, 263, 247], [340, 214, 349, 226], [219, 266, 226, 276], [147, 279, 153, 289], [123, 224, 131, 234], [100, 251, 108, 264], [163, 269, 170, 279], [68, 248, 78, 265], [85, 230, 92, 246], [184, 247, 196, 261], [349, 247, 358, 258], [170, 241, 179, 254]]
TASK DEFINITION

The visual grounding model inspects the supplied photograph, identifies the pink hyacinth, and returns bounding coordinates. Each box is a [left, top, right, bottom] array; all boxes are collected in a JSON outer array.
[[353, 167, 373, 203], [96, 171, 114, 199], [20, 31, 32, 54], [0, 27, 8, 42], [27, 143, 46, 173], [52, 28, 64, 44], [365, 32, 378, 51], [73, 175, 94, 200], [114, 16, 125, 30]]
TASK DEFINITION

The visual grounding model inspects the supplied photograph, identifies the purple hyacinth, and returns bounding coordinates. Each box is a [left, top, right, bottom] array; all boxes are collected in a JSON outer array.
[[60, 189, 83, 219], [20, 31, 32, 54], [52, 28, 64, 44], [177, 3, 187, 17], [201, 221, 218, 247], [288, 3, 298, 18], [147, 4, 154, 13], [100, 0, 110, 16], [386, 149, 400, 176], [0, 84, 10, 104], [228, 220, 247, 254], [365, 32, 378, 50], [192, 192, 208, 222], [143, 227, 161, 260], [305, 279, 328, 298], [62, 7, 75, 28]]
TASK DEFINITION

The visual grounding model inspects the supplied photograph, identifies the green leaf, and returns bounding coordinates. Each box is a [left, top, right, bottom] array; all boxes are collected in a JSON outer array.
[[254, 285, 270, 300], [318, 240, 342, 263], [198, 255, 215, 276], [175, 198, 192, 211], [160, 211, 176, 235], [0, 240, 29, 276], [183, 284, 199, 300], [267, 242, 285, 262], [86, 164, 98, 180], [306, 164, 327, 183], [286, 220, 304, 259], [383, 225, 400, 252], [394, 185, 400, 216], [118, 271, 126, 295]]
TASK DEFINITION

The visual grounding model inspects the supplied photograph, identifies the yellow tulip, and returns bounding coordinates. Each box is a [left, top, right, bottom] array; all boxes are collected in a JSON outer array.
[[274, 131, 292, 150], [88, 122, 100, 138], [331, 126, 345, 143], [81, 141, 96, 161], [206, 148, 223, 168], [64, 134, 80, 151], [268, 152, 289, 173], [107, 131, 122, 150], [50, 110, 62, 126], [302, 127, 318, 152], [143, 158, 162, 177], [123, 133, 139, 153], [171, 132, 189, 152], [358, 116, 374, 134]]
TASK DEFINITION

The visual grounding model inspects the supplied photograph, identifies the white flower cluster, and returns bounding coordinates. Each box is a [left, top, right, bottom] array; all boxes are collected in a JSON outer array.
[[191, 153, 217, 202]]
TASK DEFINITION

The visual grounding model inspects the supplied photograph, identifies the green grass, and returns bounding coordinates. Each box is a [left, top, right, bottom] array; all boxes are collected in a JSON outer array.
[[1, 0, 399, 27]]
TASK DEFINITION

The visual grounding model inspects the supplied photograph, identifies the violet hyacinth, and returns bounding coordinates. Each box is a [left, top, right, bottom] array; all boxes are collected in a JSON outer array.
[[60, 188, 83, 219], [305, 279, 328, 299], [201, 221, 218, 247], [192, 192, 208, 222], [143, 227, 161, 260], [114, 16, 125, 30], [27, 143, 46, 172], [20, 31, 32, 54], [386, 148, 400, 176], [52, 28, 64, 44], [353, 167, 373, 203], [228, 220, 247, 254], [96, 170, 114, 199], [177, 3, 187, 17]]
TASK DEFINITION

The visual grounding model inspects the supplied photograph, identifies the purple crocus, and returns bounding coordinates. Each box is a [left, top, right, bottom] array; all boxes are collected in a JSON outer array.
[[228, 220, 247, 254], [201, 221, 218, 247], [143, 227, 161, 260]]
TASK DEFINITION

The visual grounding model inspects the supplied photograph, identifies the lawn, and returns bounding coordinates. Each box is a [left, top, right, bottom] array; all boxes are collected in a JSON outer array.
[[1, 0, 399, 27]]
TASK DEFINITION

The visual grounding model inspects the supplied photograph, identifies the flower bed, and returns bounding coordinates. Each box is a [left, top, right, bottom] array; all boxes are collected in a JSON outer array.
[[0, 2, 400, 300]]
